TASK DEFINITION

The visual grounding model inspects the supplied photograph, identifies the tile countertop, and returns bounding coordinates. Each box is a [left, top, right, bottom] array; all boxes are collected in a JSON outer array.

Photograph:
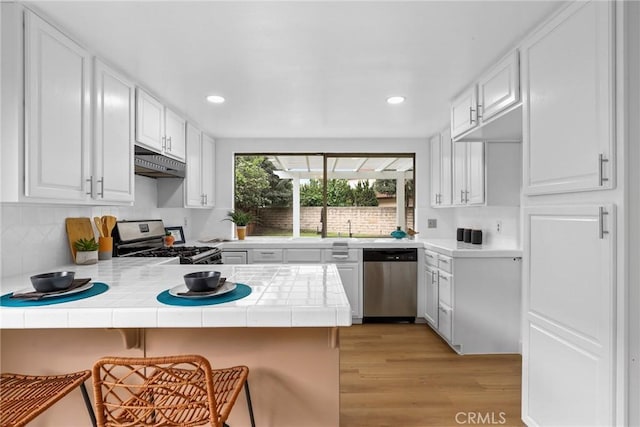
[[0, 259, 352, 329], [215, 236, 521, 256], [422, 239, 522, 258]]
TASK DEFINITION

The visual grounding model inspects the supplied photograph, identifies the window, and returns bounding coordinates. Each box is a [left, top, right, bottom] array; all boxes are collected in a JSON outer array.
[[234, 153, 415, 238]]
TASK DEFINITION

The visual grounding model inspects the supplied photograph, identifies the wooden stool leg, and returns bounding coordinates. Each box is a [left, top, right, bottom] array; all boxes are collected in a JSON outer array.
[[245, 381, 256, 427], [79, 382, 97, 427]]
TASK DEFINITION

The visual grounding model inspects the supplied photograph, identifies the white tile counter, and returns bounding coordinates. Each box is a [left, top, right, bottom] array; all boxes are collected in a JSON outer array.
[[0, 260, 352, 329], [422, 238, 522, 258]]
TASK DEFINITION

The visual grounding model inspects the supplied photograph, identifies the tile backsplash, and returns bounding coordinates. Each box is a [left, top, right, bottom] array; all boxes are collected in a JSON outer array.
[[0, 176, 191, 279]]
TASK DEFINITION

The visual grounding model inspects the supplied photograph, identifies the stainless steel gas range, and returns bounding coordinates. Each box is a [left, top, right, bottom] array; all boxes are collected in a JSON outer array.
[[112, 220, 222, 264]]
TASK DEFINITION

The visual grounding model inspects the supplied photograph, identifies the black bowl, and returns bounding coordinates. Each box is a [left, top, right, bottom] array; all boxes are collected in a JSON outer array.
[[183, 271, 222, 292], [30, 271, 75, 293]]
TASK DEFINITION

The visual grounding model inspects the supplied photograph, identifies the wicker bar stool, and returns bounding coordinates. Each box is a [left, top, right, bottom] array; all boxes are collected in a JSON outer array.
[[92, 355, 255, 427], [0, 370, 96, 427]]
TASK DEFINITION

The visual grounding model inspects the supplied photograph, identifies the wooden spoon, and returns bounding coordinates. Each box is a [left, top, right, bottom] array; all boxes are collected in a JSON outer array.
[[102, 215, 117, 237], [94, 217, 105, 238]]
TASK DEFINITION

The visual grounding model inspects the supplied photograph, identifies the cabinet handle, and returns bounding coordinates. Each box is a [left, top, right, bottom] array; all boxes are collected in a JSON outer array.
[[97, 177, 104, 198], [86, 177, 93, 195], [439, 259, 449, 264], [460, 190, 465, 203], [599, 207, 609, 239], [161, 136, 167, 150], [469, 106, 476, 124], [599, 154, 609, 186], [476, 104, 483, 120], [167, 136, 172, 151], [465, 190, 469, 203], [426, 253, 434, 259], [204, 194, 208, 205]]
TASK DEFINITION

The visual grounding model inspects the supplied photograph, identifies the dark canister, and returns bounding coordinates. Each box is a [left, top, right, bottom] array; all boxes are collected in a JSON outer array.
[[456, 228, 465, 241], [471, 229, 483, 245], [463, 228, 472, 243]]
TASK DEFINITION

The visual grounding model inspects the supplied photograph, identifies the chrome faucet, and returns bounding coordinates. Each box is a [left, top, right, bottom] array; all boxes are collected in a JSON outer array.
[[347, 219, 353, 238]]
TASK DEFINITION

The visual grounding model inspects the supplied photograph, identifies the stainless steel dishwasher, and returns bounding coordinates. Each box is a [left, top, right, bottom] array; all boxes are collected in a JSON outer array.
[[363, 248, 418, 322]]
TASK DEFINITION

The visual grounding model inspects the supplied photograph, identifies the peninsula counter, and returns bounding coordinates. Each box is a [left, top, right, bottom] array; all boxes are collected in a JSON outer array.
[[1, 261, 351, 427]]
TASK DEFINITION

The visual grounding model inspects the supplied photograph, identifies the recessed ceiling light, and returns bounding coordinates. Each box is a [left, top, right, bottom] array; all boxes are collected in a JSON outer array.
[[206, 95, 225, 104], [386, 96, 405, 105]]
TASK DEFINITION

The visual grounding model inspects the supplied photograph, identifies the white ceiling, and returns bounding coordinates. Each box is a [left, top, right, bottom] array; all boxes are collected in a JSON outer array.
[[25, 0, 566, 139]]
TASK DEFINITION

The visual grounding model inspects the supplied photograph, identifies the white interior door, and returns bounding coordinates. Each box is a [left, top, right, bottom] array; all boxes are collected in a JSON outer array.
[[523, 205, 615, 426]]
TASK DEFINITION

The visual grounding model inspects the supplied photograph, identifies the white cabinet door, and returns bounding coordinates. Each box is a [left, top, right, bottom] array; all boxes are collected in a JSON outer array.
[[523, 205, 614, 426], [452, 142, 467, 206], [93, 59, 134, 203], [201, 134, 215, 207], [336, 263, 361, 318], [521, 1, 614, 195], [24, 10, 91, 201], [135, 88, 164, 152], [466, 142, 485, 205], [478, 50, 520, 121], [222, 251, 247, 264], [184, 123, 203, 207], [452, 142, 484, 206], [451, 85, 478, 139], [440, 128, 453, 206], [430, 128, 453, 207], [425, 265, 438, 327], [164, 107, 186, 161], [429, 133, 441, 207], [438, 303, 453, 342]]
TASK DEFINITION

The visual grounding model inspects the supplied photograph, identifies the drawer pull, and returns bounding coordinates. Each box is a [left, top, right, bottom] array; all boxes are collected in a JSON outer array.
[[439, 259, 449, 264]]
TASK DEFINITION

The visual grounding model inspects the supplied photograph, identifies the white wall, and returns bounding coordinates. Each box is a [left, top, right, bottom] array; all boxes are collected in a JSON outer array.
[[190, 137, 521, 246], [0, 176, 192, 278]]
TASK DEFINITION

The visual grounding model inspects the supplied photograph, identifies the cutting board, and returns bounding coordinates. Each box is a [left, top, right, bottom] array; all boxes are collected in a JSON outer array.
[[65, 217, 95, 262]]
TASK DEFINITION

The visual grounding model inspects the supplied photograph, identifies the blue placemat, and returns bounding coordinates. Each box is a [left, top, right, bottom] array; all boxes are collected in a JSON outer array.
[[0, 282, 109, 307], [157, 283, 252, 306]]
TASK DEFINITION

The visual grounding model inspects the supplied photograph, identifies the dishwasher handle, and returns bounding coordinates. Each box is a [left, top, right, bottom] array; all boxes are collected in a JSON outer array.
[[363, 248, 417, 262]]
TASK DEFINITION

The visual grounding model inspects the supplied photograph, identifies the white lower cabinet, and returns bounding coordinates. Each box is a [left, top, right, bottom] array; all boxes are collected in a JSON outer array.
[[335, 263, 361, 319], [425, 264, 438, 327], [221, 251, 247, 265], [522, 205, 615, 426], [424, 249, 521, 354], [437, 303, 453, 342]]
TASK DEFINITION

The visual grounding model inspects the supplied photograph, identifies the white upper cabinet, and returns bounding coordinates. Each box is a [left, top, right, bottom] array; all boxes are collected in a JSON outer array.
[[184, 123, 203, 207], [429, 133, 442, 207], [135, 89, 164, 152], [93, 59, 135, 203], [135, 88, 186, 162], [477, 50, 520, 122], [164, 107, 186, 161], [521, 1, 614, 195], [451, 50, 521, 142], [24, 10, 92, 201], [201, 134, 216, 208], [452, 142, 484, 206], [450, 86, 478, 139], [184, 124, 215, 208], [430, 127, 453, 208]]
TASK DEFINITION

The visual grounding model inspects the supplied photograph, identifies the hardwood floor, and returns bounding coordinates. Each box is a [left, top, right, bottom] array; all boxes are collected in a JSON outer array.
[[339, 323, 523, 427]]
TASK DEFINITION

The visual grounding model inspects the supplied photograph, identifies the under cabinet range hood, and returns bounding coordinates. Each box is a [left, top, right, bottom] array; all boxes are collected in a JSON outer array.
[[134, 146, 186, 178]]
